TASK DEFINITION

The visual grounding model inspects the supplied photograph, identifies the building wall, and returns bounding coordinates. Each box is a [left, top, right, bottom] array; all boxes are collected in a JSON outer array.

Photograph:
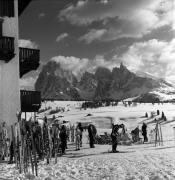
[[0, 0, 20, 127]]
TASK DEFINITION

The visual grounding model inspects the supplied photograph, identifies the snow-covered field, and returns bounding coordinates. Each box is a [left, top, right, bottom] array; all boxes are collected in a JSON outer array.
[[38, 101, 175, 141], [1, 101, 175, 180]]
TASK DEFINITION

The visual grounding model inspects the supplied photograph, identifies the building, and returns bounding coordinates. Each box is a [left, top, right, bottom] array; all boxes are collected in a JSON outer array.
[[0, 0, 40, 127]]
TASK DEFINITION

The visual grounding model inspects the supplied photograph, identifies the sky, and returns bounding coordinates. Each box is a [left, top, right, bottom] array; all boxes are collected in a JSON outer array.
[[19, 0, 175, 88]]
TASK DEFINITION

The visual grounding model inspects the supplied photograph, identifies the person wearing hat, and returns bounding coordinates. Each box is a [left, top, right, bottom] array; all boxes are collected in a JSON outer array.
[[111, 123, 125, 153]]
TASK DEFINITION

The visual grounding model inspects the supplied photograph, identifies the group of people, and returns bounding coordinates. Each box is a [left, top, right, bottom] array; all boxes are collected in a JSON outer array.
[[1, 112, 154, 163], [74, 122, 97, 150], [131, 123, 148, 143], [0, 115, 98, 164], [29, 117, 98, 162], [146, 109, 167, 121]]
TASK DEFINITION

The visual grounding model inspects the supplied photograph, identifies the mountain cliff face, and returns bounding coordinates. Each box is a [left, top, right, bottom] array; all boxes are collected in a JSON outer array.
[[35, 61, 175, 101], [35, 61, 79, 100]]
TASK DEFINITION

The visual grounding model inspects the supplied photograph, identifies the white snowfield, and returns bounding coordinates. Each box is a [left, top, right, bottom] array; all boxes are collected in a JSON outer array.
[[124, 82, 175, 102], [1, 101, 175, 180], [150, 83, 175, 101]]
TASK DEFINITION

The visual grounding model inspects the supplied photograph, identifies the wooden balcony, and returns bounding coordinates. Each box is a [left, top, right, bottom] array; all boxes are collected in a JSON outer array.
[[20, 90, 41, 112], [19, 47, 40, 77], [0, 0, 14, 17], [0, 36, 15, 62]]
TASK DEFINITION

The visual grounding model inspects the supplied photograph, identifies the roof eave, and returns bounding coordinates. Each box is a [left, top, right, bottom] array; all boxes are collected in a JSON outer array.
[[18, 0, 32, 16]]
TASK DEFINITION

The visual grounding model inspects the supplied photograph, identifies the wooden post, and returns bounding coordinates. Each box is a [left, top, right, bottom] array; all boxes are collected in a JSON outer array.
[[155, 121, 163, 147], [155, 123, 158, 147], [11, 125, 15, 164], [159, 123, 163, 146], [157, 124, 160, 146]]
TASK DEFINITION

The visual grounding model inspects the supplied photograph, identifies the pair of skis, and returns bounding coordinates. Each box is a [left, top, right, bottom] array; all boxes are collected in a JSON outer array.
[[12, 112, 38, 176]]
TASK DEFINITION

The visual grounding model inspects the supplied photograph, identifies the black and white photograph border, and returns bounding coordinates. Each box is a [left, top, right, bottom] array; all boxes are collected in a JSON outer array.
[[0, 0, 175, 179]]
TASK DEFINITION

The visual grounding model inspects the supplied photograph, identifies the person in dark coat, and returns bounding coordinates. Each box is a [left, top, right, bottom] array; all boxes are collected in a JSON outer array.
[[8, 140, 14, 164], [111, 124, 125, 153], [88, 123, 97, 148], [145, 112, 148, 118], [131, 126, 140, 142], [142, 123, 148, 143], [59, 125, 67, 154], [161, 111, 165, 119], [33, 121, 42, 159], [157, 110, 160, 116]]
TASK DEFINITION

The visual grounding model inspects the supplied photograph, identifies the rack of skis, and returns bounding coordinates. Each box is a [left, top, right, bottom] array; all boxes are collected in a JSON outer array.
[[10, 112, 61, 176]]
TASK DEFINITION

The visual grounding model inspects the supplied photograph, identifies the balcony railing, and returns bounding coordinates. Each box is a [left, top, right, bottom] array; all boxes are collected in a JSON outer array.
[[20, 90, 41, 112], [0, 0, 14, 17], [0, 36, 15, 62], [19, 47, 40, 77]]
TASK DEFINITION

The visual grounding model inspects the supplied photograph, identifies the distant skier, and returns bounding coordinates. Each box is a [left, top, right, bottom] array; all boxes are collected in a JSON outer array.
[[77, 123, 83, 147], [157, 110, 160, 116], [71, 124, 75, 142], [131, 126, 140, 142], [145, 112, 148, 118], [161, 111, 165, 119], [75, 125, 82, 150], [88, 123, 97, 148], [142, 123, 148, 143]]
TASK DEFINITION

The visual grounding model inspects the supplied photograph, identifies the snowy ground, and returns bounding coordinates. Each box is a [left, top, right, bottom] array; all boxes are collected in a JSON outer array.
[[38, 101, 175, 141], [1, 101, 175, 180], [0, 142, 175, 180]]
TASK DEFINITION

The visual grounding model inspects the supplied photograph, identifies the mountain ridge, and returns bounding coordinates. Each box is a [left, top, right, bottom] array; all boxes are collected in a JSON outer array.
[[35, 61, 175, 102]]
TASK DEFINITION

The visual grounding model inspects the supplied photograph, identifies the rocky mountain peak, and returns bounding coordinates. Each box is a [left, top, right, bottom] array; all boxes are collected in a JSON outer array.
[[35, 61, 175, 101], [95, 67, 112, 80], [120, 62, 125, 70]]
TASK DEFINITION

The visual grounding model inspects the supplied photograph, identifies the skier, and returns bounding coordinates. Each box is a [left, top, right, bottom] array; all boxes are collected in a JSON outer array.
[[142, 123, 148, 143], [59, 125, 67, 154], [157, 110, 160, 116], [161, 111, 165, 119], [88, 123, 97, 148], [145, 112, 148, 118], [131, 126, 139, 142], [71, 124, 75, 142], [75, 125, 82, 150], [111, 124, 125, 153], [77, 123, 83, 147]]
